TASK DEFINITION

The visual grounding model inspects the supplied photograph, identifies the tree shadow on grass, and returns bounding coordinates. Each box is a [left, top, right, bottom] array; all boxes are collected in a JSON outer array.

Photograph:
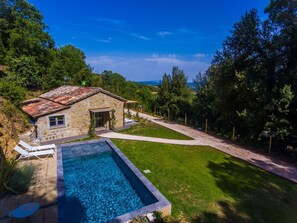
[[195, 157, 297, 223], [191, 201, 251, 223]]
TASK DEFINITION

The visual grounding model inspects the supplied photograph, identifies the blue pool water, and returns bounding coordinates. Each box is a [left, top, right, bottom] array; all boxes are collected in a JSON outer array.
[[60, 142, 156, 223]]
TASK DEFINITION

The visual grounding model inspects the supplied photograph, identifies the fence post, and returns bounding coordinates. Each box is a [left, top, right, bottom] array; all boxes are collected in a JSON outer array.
[[232, 126, 235, 141], [185, 113, 187, 126], [205, 118, 208, 133], [268, 136, 272, 154], [167, 109, 170, 121]]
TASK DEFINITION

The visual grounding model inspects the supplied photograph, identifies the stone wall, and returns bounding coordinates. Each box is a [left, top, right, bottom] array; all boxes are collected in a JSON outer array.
[[36, 92, 124, 142]]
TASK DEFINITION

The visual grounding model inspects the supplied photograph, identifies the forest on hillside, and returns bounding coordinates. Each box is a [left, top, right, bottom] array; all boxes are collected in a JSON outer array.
[[0, 0, 156, 107], [0, 0, 297, 158], [155, 0, 297, 158]]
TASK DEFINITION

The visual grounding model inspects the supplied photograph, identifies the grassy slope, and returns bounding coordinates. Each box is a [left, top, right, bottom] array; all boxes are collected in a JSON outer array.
[[112, 139, 297, 223], [118, 121, 193, 140]]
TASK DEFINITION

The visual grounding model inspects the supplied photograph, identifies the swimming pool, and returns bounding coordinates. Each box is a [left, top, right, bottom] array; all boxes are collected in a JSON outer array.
[[57, 139, 171, 223]]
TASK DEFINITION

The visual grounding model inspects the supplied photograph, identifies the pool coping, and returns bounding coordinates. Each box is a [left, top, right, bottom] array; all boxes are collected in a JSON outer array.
[[57, 138, 171, 223]]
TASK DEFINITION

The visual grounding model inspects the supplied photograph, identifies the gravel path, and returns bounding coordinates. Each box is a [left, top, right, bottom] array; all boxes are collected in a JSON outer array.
[[100, 110, 297, 184]]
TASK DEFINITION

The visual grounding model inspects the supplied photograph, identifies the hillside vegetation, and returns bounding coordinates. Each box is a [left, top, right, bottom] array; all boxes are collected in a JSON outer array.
[[1, 0, 297, 159], [0, 0, 156, 153], [0, 0, 156, 104], [0, 97, 29, 156], [154, 1, 297, 159]]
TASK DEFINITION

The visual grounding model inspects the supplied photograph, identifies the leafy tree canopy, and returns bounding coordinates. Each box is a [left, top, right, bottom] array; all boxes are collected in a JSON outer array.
[[192, 0, 297, 151], [156, 66, 192, 120]]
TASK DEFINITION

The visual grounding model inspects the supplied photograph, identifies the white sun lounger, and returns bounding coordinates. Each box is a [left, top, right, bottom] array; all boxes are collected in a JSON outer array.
[[14, 145, 54, 160], [124, 118, 134, 123], [19, 140, 56, 152]]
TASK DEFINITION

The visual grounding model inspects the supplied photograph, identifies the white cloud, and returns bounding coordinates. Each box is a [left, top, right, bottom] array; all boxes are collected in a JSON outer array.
[[94, 37, 112, 43], [86, 54, 211, 81], [157, 31, 172, 38], [87, 56, 115, 65], [130, 33, 151, 41], [145, 54, 182, 64]]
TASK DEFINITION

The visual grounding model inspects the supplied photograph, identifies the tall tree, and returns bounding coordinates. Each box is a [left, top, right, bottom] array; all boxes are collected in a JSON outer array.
[[43, 45, 93, 90], [157, 67, 191, 120], [208, 9, 267, 137], [265, 0, 297, 135], [0, 0, 54, 63], [7, 56, 41, 89], [192, 0, 297, 150], [192, 71, 214, 127], [0, 0, 54, 90], [101, 70, 127, 95]]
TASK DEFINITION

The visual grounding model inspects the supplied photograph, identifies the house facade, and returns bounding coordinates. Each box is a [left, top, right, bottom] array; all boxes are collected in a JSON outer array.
[[21, 85, 126, 142]]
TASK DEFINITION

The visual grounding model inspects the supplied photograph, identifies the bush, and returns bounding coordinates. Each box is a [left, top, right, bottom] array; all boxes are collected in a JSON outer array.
[[2, 102, 18, 118], [153, 211, 163, 223], [8, 56, 41, 89], [110, 109, 117, 130], [88, 114, 96, 137], [130, 215, 150, 223], [0, 149, 36, 198], [8, 164, 35, 194], [0, 80, 26, 105], [0, 151, 19, 197]]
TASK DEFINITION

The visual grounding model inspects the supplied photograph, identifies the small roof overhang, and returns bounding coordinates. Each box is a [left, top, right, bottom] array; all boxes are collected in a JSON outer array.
[[126, 100, 138, 104], [21, 98, 70, 118], [89, 108, 112, 113]]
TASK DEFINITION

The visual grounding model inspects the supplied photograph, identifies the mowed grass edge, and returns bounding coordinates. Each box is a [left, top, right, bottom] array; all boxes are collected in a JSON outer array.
[[112, 139, 297, 223], [118, 120, 193, 140]]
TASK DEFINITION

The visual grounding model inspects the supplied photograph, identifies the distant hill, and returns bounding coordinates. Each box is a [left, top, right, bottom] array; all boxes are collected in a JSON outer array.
[[187, 82, 195, 89], [138, 80, 160, 86], [138, 80, 196, 89]]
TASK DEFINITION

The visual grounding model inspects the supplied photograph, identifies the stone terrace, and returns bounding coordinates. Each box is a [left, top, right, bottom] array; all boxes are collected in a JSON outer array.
[[0, 155, 57, 223]]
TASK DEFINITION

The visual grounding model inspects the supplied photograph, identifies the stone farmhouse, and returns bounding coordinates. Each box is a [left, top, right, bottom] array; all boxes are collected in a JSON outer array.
[[21, 85, 126, 142]]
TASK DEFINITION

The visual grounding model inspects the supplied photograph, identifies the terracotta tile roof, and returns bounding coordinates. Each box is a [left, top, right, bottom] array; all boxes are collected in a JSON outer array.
[[21, 98, 69, 118], [21, 85, 126, 118], [39, 86, 98, 105]]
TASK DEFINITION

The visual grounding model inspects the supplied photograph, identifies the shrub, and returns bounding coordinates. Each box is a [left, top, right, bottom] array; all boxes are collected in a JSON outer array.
[[8, 164, 35, 194], [8, 56, 41, 89], [153, 211, 163, 223], [110, 109, 117, 130], [2, 102, 18, 118], [0, 149, 36, 198], [0, 150, 19, 197], [0, 80, 26, 105], [88, 114, 96, 137], [130, 215, 150, 223]]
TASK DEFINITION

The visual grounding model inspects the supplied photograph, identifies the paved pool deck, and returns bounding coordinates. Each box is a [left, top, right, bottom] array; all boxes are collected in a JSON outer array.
[[0, 154, 57, 223]]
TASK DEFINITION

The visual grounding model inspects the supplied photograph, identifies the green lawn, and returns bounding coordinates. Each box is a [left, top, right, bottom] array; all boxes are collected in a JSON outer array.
[[112, 139, 297, 223], [118, 120, 193, 140]]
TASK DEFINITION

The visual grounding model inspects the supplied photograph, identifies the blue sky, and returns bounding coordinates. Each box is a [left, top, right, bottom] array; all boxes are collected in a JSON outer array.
[[28, 0, 270, 81]]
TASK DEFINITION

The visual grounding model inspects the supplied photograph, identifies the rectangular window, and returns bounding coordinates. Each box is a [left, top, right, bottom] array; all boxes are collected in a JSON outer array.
[[49, 115, 65, 128]]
